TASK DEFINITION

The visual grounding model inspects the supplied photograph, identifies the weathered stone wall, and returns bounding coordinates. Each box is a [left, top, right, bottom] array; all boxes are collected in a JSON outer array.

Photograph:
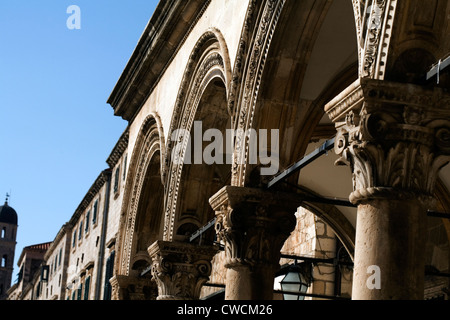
[[280, 207, 352, 300]]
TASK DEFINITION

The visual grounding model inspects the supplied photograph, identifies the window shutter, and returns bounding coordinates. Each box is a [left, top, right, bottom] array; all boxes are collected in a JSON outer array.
[[114, 167, 120, 193], [103, 251, 115, 300], [84, 276, 91, 300], [85, 211, 90, 232], [77, 283, 83, 300], [36, 282, 41, 298], [78, 221, 83, 240], [123, 155, 128, 180], [41, 265, 49, 282], [58, 248, 62, 266], [93, 201, 98, 224], [103, 256, 112, 300], [72, 230, 77, 247]]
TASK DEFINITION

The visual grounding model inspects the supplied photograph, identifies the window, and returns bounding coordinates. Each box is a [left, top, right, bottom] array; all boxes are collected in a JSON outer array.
[[85, 210, 90, 232], [114, 166, 120, 193], [123, 155, 128, 181], [78, 221, 83, 241], [84, 276, 91, 300], [103, 250, 115, 300], [18, 266, 23, 283], [58, 248, 62, 267], [77, 283, 83, 300], [1, 227, 5, 238], [72, 230, 77, 248], [92, 200, 98, 225], [36, 282, 41, 298], [1, 255, 7, 268], [41, 265, 49, 282]]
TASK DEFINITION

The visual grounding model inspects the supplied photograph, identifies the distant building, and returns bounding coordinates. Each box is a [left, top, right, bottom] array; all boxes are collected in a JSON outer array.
[[6, 131, 128, 301], [6, 242, 50, 300], [0, 197, 18, 300]]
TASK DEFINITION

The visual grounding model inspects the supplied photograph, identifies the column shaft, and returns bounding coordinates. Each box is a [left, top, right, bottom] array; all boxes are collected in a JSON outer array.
[[353, 199, 427, 299]]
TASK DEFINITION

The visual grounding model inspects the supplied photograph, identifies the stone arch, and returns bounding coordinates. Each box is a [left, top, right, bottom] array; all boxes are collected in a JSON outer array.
[[230, 0, 362, 186], [163, 29, 232, 241], [115, 113, 166, 277], [224, 1, 360, 255]]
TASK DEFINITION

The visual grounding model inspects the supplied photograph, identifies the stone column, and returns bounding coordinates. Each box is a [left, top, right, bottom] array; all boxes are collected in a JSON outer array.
[[148, 241, 218, 300], [325, 78, 450, 300], [210, 186, 301, 300], [110, 275, 157, 300]]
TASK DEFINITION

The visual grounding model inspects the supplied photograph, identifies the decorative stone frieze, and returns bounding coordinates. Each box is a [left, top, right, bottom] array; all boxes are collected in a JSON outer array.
[[148, 241, 218, 300], [352, 0, 398, 79]]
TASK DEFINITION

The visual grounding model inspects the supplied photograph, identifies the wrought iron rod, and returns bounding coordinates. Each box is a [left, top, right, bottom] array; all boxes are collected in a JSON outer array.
[[267, 138, 335, 189]]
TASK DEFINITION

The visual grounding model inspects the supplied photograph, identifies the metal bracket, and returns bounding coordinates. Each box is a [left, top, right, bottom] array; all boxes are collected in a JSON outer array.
[[427, 54, 450, 84]]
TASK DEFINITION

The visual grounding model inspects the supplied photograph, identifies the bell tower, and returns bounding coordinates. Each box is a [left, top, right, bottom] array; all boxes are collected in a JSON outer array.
[[0, 194, 18, 300]]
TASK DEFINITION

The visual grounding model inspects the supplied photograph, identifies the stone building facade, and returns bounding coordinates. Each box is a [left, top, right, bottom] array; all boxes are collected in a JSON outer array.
[[7, 0, 450, 300]]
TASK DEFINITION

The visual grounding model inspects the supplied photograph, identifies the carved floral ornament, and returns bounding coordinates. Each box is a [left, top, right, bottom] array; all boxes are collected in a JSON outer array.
[[325, 78, 450, 205], [353, 0, 398, 79]]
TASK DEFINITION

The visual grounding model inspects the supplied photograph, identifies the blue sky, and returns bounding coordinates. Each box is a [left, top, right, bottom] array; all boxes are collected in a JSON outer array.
[[0, 0, 158, 280]]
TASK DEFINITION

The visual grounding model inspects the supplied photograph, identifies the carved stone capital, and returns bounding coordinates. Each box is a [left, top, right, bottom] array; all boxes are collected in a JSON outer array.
[[148, 241, 218, 300], [109, 275, 157, 300], [325, 78, 450, 204], [210, 186, 300, 270]]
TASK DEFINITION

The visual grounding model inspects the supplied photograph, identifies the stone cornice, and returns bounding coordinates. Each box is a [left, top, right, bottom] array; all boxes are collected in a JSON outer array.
[[325, 78, 450, 124], [106, 129, 129, 168], [44, 224, 71, 261], [209, 186, 305, 213], [68, 169, 111, 228], [107, 0, 211, 121]]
